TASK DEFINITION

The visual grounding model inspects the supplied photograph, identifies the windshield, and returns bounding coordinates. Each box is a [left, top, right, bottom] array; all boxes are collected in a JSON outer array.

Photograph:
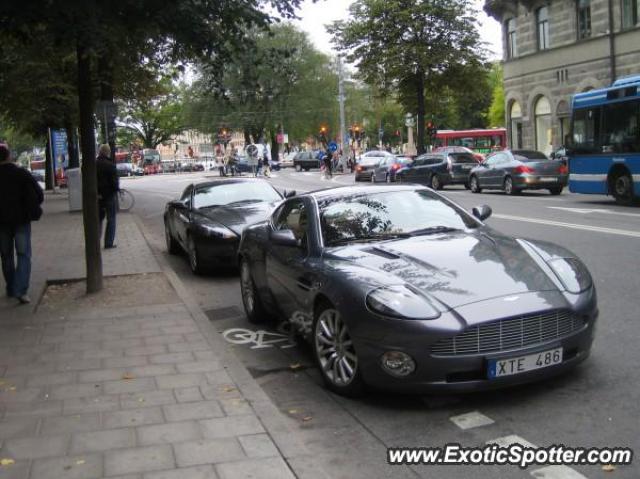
[[513, 150, 548, 161], [319, 189, 478, 245], [359, 157, 382, 166], [193, 181, 281, 209]]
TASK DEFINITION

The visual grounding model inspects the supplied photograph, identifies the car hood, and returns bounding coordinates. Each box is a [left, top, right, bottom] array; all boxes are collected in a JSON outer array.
[[194, 201, 278, 235], [325, 230, 558, 309]]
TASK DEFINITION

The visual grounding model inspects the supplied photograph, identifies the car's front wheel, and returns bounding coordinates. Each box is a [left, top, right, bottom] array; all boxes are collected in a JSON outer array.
[[504, 176, 519, 195], [313, 303, 364, 397], [470, 175, 482, 193], [430, 174, 442, 190], [240, 259, 268, 324], [187, 235, 204, 275], [165, 222, 180, 255]]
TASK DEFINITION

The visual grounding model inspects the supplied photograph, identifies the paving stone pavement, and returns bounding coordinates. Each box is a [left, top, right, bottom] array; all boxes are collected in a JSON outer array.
[[0, 192, 298, 479]]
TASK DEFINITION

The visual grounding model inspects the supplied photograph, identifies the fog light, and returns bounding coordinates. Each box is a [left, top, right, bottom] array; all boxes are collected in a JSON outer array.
[[381, 351, 416, 377]]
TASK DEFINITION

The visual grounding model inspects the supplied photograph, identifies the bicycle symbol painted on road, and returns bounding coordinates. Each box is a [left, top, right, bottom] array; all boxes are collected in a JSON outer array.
[[222, 328, 296, 350]]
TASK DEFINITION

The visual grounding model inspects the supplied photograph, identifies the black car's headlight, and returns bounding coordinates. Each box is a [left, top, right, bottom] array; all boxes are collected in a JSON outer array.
[[200, 223, 237, 239], [547, 258, 592, 293], [366, 285, 441, 320]]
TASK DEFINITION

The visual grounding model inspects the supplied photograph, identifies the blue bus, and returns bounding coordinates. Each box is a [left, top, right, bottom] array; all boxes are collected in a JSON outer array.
[[569, 75, 640, 205]]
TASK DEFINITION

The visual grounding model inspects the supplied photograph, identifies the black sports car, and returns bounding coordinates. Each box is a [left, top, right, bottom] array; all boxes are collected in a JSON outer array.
[[237, 185, 597, 396], [164, 179, 287, 273]]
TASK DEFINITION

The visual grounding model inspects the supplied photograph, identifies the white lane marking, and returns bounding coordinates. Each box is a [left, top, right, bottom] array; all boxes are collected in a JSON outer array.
[[486, 435, 536, 448], [531, 465, 588, 479], [548, 206, 640, 218], [493, 213, 640, 238], [450, 411, 495, 430]]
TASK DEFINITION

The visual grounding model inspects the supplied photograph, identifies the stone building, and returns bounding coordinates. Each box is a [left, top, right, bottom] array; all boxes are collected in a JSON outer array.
[[485, 0, 640, 155]]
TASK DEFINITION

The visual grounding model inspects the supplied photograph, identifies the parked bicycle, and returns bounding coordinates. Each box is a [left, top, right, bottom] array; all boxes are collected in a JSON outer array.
[[118, 188, 135, 212]]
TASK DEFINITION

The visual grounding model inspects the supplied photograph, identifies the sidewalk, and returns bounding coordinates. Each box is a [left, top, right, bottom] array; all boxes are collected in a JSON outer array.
[[0, 193, 319, 479]]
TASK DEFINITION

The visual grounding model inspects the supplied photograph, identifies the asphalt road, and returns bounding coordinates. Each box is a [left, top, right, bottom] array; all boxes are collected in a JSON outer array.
[[124, 168, 640, 479]]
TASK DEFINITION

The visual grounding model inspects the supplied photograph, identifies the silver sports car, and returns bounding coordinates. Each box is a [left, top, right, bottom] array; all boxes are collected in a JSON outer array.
[[237, 185, 597, 396]]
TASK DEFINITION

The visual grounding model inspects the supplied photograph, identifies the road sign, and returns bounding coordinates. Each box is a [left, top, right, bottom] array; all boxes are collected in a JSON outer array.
[[328, 142, 338, 152]]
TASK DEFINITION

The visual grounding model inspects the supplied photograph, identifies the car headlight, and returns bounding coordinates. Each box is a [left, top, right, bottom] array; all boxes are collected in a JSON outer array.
[[366, 285, 440, 320], [200, 223, 237, 239], [547, 258, 592, 293]]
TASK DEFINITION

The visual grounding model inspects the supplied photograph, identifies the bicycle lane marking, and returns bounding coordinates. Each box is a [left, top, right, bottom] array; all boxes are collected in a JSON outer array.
[[222, 327, 296, 350]]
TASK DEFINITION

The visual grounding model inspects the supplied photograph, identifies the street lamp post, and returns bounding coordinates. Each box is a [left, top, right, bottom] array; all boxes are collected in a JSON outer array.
[[405, 113, 416, 156]]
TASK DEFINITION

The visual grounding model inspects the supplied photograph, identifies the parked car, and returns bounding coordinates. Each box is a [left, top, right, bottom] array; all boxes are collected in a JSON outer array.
[[469, 150, 568, 195], [192, 163, 204, 172], [280, 152, 296, 168], [116, 162, 134, 177], [237, 185, 597, 396], [396, 151, 477, 189], [433, 146, 484, 163], [293, 151, 320, 171], [371, 155, 413, 183], [164, 179, 290, 274]]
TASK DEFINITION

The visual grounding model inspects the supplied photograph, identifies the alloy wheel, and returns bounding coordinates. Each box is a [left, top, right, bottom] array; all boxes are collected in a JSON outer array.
[[314, 309, 358, 386], [431, 174, 440, 190], [240, 261, 255, 314], [613, 173, 634, 205], [188, 237, 199, 273]]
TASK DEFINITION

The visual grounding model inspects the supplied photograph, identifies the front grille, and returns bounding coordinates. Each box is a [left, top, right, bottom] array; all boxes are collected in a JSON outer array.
[[431, 310, 585, 356]]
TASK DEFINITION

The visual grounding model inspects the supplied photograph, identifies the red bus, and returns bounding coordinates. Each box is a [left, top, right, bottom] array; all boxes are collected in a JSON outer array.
[[141, 148, 162, 174], [433, 128, 506, 156]]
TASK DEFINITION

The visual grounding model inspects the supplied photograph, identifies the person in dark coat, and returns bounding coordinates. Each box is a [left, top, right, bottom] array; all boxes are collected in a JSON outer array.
[[0, 144, 44, 304], [96, 144, 119, 249]]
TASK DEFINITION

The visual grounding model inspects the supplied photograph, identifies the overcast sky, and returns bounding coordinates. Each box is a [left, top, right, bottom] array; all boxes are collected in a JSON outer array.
[[293, 0, 503, 60]]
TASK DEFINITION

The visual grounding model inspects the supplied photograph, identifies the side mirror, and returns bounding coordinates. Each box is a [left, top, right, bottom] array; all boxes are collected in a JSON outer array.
[[283, 189, 296, 199], [170, 199, 189, 210], [271, 229, 300, 247], [472, 205, 492, 221]]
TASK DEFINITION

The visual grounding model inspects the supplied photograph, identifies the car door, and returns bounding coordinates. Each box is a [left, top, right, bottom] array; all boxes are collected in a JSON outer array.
[[480, 154, 502, 188], [373, 157, 389, 181], [173, 185, 193, 247], [405, 155, 426, 182], [265, 199, 314, 319]]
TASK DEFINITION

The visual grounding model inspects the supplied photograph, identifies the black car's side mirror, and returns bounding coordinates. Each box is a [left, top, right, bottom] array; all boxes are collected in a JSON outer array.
[[283, 189, 296, 199], [170, 199, 189, 210], [271, 229, 300, 247], [472, 205, 492, 221]]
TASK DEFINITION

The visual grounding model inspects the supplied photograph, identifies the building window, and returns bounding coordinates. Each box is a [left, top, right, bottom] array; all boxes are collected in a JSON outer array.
[[534, 96, 552, 156], [509, 101, 523, 149], [577, 0, 591, 39], [537, 6, 550, 50], [621, 0, 638, 29], [506, 18, 517, 58]]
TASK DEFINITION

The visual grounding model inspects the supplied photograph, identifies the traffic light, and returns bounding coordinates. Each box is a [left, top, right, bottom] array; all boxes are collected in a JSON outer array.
[[426, 121, 437, 141], [319, 125, 328, 144]]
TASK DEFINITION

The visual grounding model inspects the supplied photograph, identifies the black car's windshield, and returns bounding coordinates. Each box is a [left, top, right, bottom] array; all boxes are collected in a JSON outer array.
[[193, 182, 281, 209], [319, 189, 477, 246]]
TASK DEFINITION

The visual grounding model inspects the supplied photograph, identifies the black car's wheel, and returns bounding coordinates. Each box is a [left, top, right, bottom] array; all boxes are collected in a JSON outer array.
[[165, 222, 180, 255], [240, 259, 268, 323], [612, 172, 635, 205], [187, 235, 204, 275], [504, 176, 519, 195], [430, 174, 442, 190], [313, 302, 364, 397], [549, 186, 563, 195], [295, 164, 302, 172], [470, 175, 482, 193]]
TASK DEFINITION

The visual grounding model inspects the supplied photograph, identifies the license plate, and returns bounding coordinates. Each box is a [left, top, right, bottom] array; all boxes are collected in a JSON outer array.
[[488, 347, 563, 379], [461, 165, 473, 170], [539, 177, 558, 182]]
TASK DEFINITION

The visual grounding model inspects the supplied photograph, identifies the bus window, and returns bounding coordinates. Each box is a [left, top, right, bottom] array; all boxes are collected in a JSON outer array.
[[475, 137, 491, 148], [572, 108, 601, 154], [601, 100, 640, 153]]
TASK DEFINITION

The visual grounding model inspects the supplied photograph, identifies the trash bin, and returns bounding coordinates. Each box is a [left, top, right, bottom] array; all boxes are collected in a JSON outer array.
[[67, 167, 82, 212]]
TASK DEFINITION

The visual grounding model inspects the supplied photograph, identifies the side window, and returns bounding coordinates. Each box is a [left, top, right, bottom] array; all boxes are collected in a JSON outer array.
[[485, 154, 500, 166], [180, 185, 193, 205], [275, 201, 309, 243]]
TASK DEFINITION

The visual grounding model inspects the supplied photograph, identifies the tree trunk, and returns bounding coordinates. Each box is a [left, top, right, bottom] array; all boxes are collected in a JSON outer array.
[[65, 121, 80, 169], [416, 70, 426, 155], [243, 129, 252, 146], [270, 129, 278, 164], [44, 137, 54, 190], [77, 37, 103, 294]]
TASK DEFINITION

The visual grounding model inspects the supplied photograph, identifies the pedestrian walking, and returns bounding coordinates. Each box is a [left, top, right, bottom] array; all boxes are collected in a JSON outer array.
[[96, 144, 119, 249], [216, 148, 226, 177], [262, 145, 271, 178], [0, 144, 44, 304], [323, 150, 333, 179]]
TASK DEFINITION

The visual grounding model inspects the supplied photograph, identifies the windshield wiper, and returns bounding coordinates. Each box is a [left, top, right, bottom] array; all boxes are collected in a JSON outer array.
[[326, 233, 411, 246], [407, 226, 462, 236]]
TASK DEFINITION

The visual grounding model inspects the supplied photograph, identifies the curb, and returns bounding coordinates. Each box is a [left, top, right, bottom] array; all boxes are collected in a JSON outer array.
[[132, 215, 330, 479]]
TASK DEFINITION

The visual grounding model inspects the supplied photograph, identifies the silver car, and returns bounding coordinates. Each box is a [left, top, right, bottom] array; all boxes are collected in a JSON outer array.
[[469, 150, 568, 195]]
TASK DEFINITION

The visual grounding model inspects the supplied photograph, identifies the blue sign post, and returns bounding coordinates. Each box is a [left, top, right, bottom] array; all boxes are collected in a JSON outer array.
[[328, 141, 338, 153]]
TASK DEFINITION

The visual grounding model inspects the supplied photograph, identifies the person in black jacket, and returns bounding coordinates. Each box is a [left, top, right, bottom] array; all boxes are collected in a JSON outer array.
[[0, 144, 44, 304], [96, 144, 119, 249]]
